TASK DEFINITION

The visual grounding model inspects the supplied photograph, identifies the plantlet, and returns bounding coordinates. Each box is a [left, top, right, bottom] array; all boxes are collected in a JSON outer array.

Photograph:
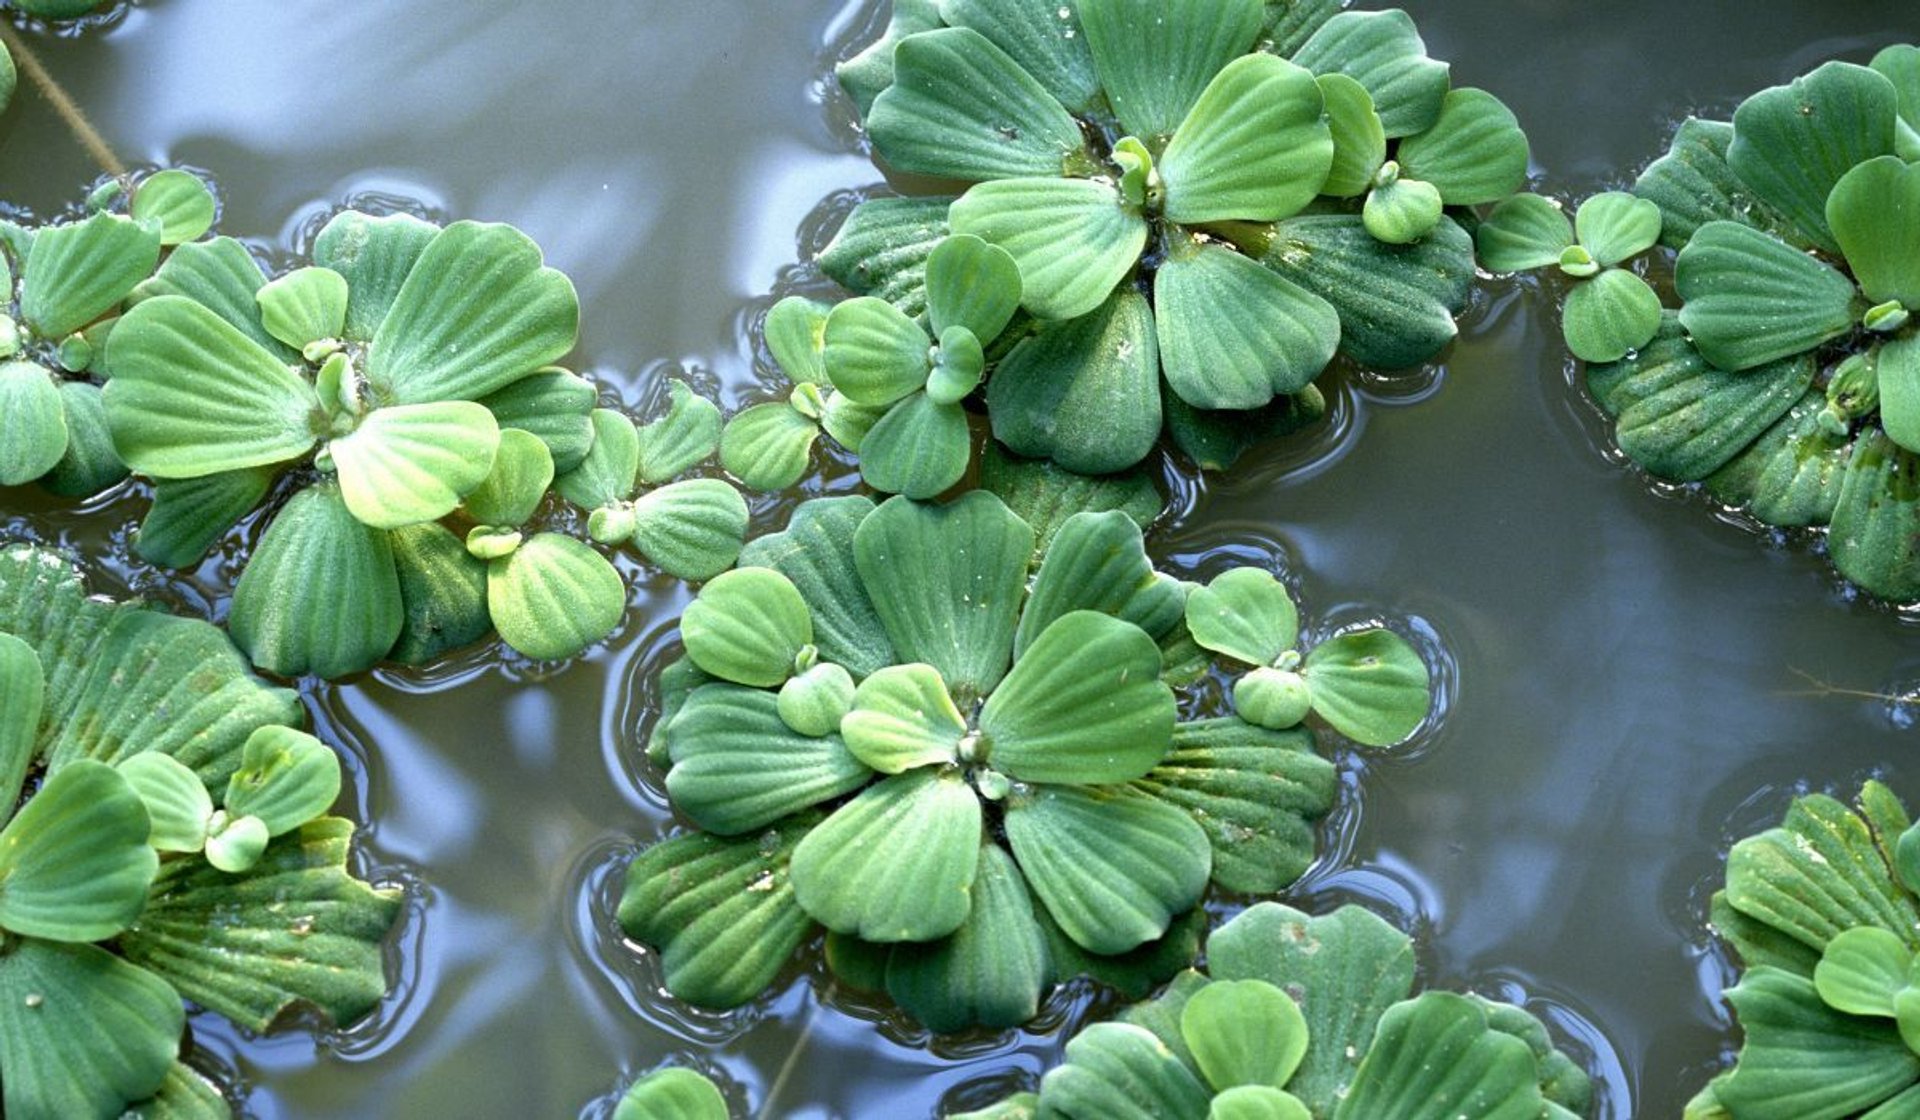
[[1477, 191, 1665, 363], [614, 1068, 729, 1120], [0, 545, 399, 1117]]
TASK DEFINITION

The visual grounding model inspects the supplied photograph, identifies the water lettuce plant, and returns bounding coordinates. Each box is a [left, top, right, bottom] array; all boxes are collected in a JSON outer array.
[[825, 0, 1529, 474], [1686, 781, 1920, 1119], [1586, 47, 1920, 602], [615, 1068, 729, 1120], [620, 491, 1433, 1031], [0, 544, 400, 1118], [953, 901, 1593, 1120], [1477, 191, 1665, 363]]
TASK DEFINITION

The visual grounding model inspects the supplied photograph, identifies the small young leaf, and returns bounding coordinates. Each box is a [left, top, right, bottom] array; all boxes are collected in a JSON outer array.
[[204, 812, 271, 872], [1475, 194, 1575, 273], [926, 234, 1022, 345], [720, 401, 819, 491], [1317, 73, 1387, 199], [927, 325, 986, 406], [777, 661, 857, 739], [680, 567, 813, 687], [463, 428, 554, 527], [1181, 979, 1309, 1091], [1362, 175, 1443, 245], [1184, 568, 1298, 666], [1575, 192, 1663, 268], [950, 177, 1149, 321], [636, 379, 723, 485], [1302, 628, 1430, 747], [487, 533, 626, 660], [130, 169, 217, 246], [329, 401, 501, 529], [738, 496, 896, 679], [223, 726, 341, 837], [1211, 1086, 1312, 1120], [857, 391, 972, 499], [116, 752, 214, 853], [1562, 268, 1663, 365], [1234, 667, 1313, 730], [554, 408, 640, 511], [823, 296, 933, 407], [790, 767, 983, 943], [840, 663, 966, 774], [256, 266, 349, 353], [1394, 88, 1530, 206]]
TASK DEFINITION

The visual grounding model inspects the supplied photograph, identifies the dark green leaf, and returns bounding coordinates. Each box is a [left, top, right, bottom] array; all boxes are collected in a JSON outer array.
[[1726, 791, 1920, 954], [885, 840, 1052, 1031], [817, 196, 952, 321], [1716, 966, 1920, 1118], [1261, 214, 1474, 370], [988, 287, 1164, 475], [136, 467, 276, 569], [0, 632, 40, 814], [0, 760, 155, 941], [1674, 220, 1860, 372], [388, 522, 492, 664], [1562, 268, 1664, 365], [43, 381, 129, 498], [1727, 61, 1901, 255], [474, 367, 597, 475], [834, 0, 942, 116], [1633, 117, 1795, 250], [665, 685, 871, 835], [979, 444, 1164, 555], [229, 485, 403, 678], [1396, 88, 1529, 206], [1829, 427, 1920, 602]]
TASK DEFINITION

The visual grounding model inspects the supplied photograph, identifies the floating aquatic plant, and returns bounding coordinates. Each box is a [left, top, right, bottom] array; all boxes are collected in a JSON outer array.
[[0, 544, 400, 1118], [823, 0, 1529, 474], [614, 1068, 729, 1120], [953, 901, 1593, 1120], [1477, 191, 1665, 364], [620, 491, 1433, 1031], [1686, 780, 1920, 1119], [1586, 47, 1920, 602]]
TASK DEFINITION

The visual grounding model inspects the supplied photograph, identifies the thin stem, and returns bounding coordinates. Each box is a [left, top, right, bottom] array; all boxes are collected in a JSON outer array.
[[756, 982, 834, 1120], [0, 22, 124, 176]]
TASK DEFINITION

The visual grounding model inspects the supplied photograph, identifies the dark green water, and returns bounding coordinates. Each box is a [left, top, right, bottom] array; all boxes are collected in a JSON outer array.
[[2, 1, 1917, 1116]]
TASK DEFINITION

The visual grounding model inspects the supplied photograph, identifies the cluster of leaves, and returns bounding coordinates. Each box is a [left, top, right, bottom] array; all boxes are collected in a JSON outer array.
[[953, 902, 1593, 1120], [619, 488, 1430, 1033], [97, 207, 746, 676], [1687, 781, 1920, 1119], [1477, 192, 1664, 363], [1577, 47, 1920, 603], [813, 0, 1529, 476], [0, 545, 400, 1119]]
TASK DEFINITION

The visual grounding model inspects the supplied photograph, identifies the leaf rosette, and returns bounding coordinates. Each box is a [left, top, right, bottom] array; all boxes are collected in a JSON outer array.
[[0, 545, 399, 1118], [820, 0, 1530, 474]]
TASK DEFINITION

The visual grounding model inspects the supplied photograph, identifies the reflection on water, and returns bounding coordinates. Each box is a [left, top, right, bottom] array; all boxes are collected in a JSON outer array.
[[0, 0, 1916, 1115]]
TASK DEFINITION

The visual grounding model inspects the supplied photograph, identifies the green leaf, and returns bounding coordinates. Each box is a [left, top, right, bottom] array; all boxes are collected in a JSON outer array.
[[0, 633, 40, 814], [928, 325, 986, 406], [721, 401, 819, 491], [0, 939, 180, 1119], [203, 812, 271, 874], [980, 443, 1163, 555], [130, 1061, 234, 1120], [130, 236, 292, 360], [636, 378, 722, 485], [1211, 1086, 1311, 1120], [1674, 221, 1860, 372], [487, 533, 625, 659], [256, 266, 349, 352], [463, 427, 554, 527], [614, 1069, 729, 1120], [116, 753, 213, 853], [866, 27, 1088, 181], [987, 286, 1163, 474], [330, 401, 500, 529], [555, 407, 639, 511], [1317, 73, 1387, 198], [1260, 214, 1474, 370], [738, 497, 895, 679], [1291, 9, 1449, 138], [1234, 667, 1312, 730], [1163, 387, 1327, 472], [1004, 784, 1209, 955], [981, 610, 1174, 784], [1018, 510, 1184, 656], [841, 663, 966, 773], [223, 726, 340, 836], [118, 817, 400, 1030], [1157, 237, 1339, 410], [1036, 1022, 1212, 1120], [131, 169, 216, 246], [475, 367, 597, 474], [1078, 0, 1262, 143], [629, 477, 748, 581], [1396, 88, 1530, 206], [136, 468, 276, 569], [821, 389, 888, 452], [1575, 191, 1663, 267], [1716, 967, 1920, 1118], [1132, 717, 1336, 894], [1362, 175, 1443, 245], [0, 40, 13, 116], [885, 840, 1052, 1031], [1302, 628, 1429, 747], [363, 220, 579, 405], [1475, 194, 1575, 272], [817, 197, 953, 321], [0, 362, 69, 486], [834, 0, 941, 115], [777, 662, 856, 739], [823, 296, 932, 407], [938, 0, 1100, 114], [854, 492, 1034, 699], [791, 767, 982, 942], [43, 380, 130, 498], [1882, 332, 1920, 456], [1814, 927, 1912, 1017], [230, 485, 404, 678], [619, 819, 817, 1009], [1334, 992, 1546, 1120], [680, 567, 812, 687], [1829, 427, 1920, 602], [1182, 979, 1309, 1091], [926, 233, 1022, 344], [310, 210, 440, 344], [1828, 155, 1920, 311], [20, 211, 162, 340], [1726, 791, 1920, 954], [0, 760, 156, 941], [1160, 54, 1332, 225], [1633, 117, 1795, 250], [858, 391, 972, 499], [1184, 567, 1298, 666], [1707, 391, 1848, 525], [950, 177, 1149, 323], [1562, 268, 1664, 365], [104, 295, 323, 478], [665, 685, 871, 835], [765, 295, 832, 385], [1727, 61, 1901, 255]]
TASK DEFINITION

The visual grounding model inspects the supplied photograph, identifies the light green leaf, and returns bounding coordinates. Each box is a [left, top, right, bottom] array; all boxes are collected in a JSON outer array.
[[885, 840, 1052, 1032], [680, 567, 811, 687], [1036, 1021, 1212, 1120], [1675, 220, 1860, 372], [118, 816, 401, 1030], [1716, 966, 1920, 1118], [1829, 427, 1920, 602], [1234, 667, 1312, 730], [1260, 213, 1474, 370], [223, 725, 340, 837], [230, 484, 404, 678], [330, 401, 500, 529], [130, 169, 216, 246], [476, 367, 597, 474], [866, 27, 1088, 181], [364, 220, 579, 404], [0, 633, 40, 814], [665, 685, 871, 835], [1004, 784, 1209, 955], [1078, 0, 1262, 143], [204, 813, 270, 874], [555, 408, 639, 511], [987, 286, 1163, 474], [1396, 88, 1530, 206], [43, 380, 130, 498], [1291, 9, 1449, 137], [821, 389, 887, 452], [791, 767, 982, 942], [928, 324, 986, 406], [0, 362, 69, 486], [1318, 73, 1387, 198], [1334, 992, 1546, 1120], [1562, 268, 1663, 365], [950, 177, 1149, 321], [1828, 155, 1920, 312], [1633, 117, 1795, 250], [257, 266, 349, 352], [623, 477, 746, 581], [1875, 44, 1920, 134], [614, 1069, 729, 1120], [738, 497, 896, 679], [618, 819, 817, 1009], [0, 759, 156, 941], [1475, 194, 1575, 272], [1814, 926, 1912, 1017], [20, 211, 162, 341], [1182, 979, 1309, 1091], [926, 233, 1022, 344], [104, 295, 323, 478], [1160, 53, 1332, 224], [1576, 191, 1663, 267], [938, 0, 1099, 113], [1882, 332, 1920, 456], [116, 753, 213, 853], [854, 492, 1034, 699], [487, 533, 626, 660], [310, 210, 440, 344], [765, 296, 831, 384], [1302, 628, 1429, 746], [0, 42, 13, 117], [1726, 791, 1919, 954], [817, 196, 953, 321], [1157, 237, 1339, 410], [0, 939, 180, 1119], [463, 428, 553, 527], [1018, 510, 1184, 656], [1728, 61, 1901, 255], [1185, 568, 1297, 666], [823, 296, 932, 407], [721, 401, 818, 491], [858, 391, 972, 499], [1211, 1086, 1311, 1120], [636, 378, 722, 485], [841, 663, 966, 773], [1362, 175, 1443, 245], [777, 662, 856, 739], [981, 610, 1174, 784], [130, 236, 293, 360]]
